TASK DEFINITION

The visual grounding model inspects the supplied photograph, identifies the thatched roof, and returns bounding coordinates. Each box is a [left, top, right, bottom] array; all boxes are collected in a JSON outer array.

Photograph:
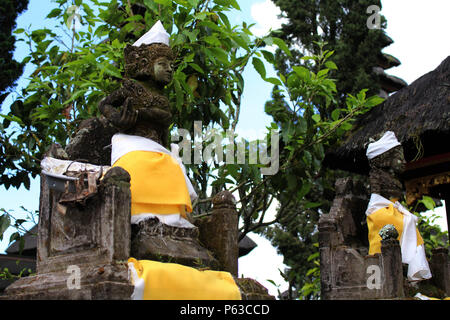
[[324, 55, 450, 175]]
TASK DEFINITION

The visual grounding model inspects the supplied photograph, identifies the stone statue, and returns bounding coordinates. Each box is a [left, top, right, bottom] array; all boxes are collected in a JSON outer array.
[[365, 131, 432, 281], [367, 140, 406, 201], [98, 42, 174, 148]]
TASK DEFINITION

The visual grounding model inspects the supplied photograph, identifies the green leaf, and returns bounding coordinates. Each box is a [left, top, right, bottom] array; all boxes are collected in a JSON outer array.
[[231, 34, 250, 51], [317, 68, 329, 78], [261, 50, 275, 64], [298, 181, 311, 199], [331, 109, 340, 121], [420, 196, 436, 211], [189, 63, 204, 74], [207, 47, 229, 65], [0, 215, 11, 240], [217, 12, 231, 29], [252, 57, 266, 79], [312, 114, 321, 123], [305, 202, 321, 209], [103, 63, 123, 79], [325, 60, 338, 70], [265, 77, 282, 86], [293, 66, 310, 81], [272, 37, 292, 57], [153, 0, 172, 6], [365, 95, 385, 107], [47, 8, 62, 18], [62, 89, 88, 105]]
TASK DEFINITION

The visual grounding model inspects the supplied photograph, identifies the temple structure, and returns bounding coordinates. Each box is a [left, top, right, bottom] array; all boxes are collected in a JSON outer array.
[[319, 56, 450, 299]]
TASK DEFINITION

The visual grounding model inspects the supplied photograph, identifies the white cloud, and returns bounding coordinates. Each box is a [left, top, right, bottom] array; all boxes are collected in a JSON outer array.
[[250, 0, 288, 37]]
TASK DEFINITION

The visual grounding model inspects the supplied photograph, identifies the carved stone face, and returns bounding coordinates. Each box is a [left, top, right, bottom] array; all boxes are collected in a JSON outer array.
[[369, 145, 406, 175], [389, 147, 406, 175], [153, 56, 173, 85], [123, 43, 174, 82]]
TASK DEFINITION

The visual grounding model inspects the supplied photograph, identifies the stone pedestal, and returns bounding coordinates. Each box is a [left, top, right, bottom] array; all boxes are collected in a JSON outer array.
[[319, 177, 404, 300], [130, 218, 219, 270], [380, 239, 404, 298], [1, 167, 134, 300], [196, 191, 239, 277], [430, 247, 450, 296]]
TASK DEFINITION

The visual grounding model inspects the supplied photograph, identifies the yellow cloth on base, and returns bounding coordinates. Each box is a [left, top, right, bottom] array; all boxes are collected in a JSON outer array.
[[367, 203, 424, 255], [128, 258, 242, 300], [112, 150, 193, 219]]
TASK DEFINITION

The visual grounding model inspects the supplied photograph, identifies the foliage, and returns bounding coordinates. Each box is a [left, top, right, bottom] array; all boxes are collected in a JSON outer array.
[[260, 42, 382, 299], [0, 206, 38, 256], [413, 196, 449, 257], [0, 266, 34, 281], [272, 0, 389, 105], [0, 0, 29, 107]]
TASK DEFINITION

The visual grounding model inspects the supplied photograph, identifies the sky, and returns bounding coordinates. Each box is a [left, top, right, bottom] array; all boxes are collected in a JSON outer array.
[[1, 0, 450, 298]]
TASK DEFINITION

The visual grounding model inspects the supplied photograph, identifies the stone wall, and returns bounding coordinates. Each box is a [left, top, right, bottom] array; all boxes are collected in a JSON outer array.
[[319, 177, 404, 299], [1, 166, 134, 299]]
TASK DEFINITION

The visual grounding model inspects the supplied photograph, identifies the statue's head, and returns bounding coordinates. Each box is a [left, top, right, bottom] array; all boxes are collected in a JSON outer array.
[[124, 43, 174, 84], [369, 145, 406, 175], [367, 131, 406, 176]]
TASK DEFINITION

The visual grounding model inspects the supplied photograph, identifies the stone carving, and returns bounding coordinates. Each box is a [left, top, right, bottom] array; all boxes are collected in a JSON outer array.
[[367, 142, 405, 200], [318, 176, 404, 300], [98, 43, 173, 148], [379, 224, 399, 240], [320, 130, 450, 299], [1, 162, 134, 299]]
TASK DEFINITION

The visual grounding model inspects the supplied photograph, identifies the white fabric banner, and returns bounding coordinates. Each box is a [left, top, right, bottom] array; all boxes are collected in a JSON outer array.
[[366, 193, 432, 281]]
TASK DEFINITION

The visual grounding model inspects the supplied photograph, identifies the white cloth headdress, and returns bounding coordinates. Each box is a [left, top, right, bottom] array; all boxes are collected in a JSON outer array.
[[133, 20, 170, 47], [366, 131, 401, 160]]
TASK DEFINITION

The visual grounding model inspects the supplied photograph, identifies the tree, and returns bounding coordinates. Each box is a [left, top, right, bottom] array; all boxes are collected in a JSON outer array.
[[0, 1, 385, 295], [0, 0, 29, 108], [271, 0, 393, 104], [259, 0, 395, 299]]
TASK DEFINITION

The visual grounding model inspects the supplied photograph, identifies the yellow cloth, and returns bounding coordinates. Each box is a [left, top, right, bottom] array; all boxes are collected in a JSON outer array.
[[128, 258, 242, 300], [112, 150, 193, 219], [367, 203, 424, 255]]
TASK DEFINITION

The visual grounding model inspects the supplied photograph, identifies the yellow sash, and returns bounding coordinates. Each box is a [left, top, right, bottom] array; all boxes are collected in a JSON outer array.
[[113, 150, 193, 219], [367, 203, 424, 255], [128, 258, 242, 300]]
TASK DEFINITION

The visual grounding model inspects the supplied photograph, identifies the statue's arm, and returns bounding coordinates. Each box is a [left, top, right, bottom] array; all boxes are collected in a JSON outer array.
[[98, 89, 137, 130]]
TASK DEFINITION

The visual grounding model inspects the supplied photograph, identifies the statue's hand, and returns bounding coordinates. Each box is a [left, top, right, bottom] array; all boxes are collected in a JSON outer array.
[[114, 97, 138, 130], [138, 107, 172, 126]]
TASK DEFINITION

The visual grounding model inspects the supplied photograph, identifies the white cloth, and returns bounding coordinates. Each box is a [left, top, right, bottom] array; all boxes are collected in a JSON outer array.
[[128, 262, 144, 300], [133, 20, 169, 47], [111, 133, 198, 229], [41, 157, 110, 179], [366, 193, 432, 281], [366, 131, 401, 160], [130, 213, 195, 228], [414, 293, 433, 300]]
